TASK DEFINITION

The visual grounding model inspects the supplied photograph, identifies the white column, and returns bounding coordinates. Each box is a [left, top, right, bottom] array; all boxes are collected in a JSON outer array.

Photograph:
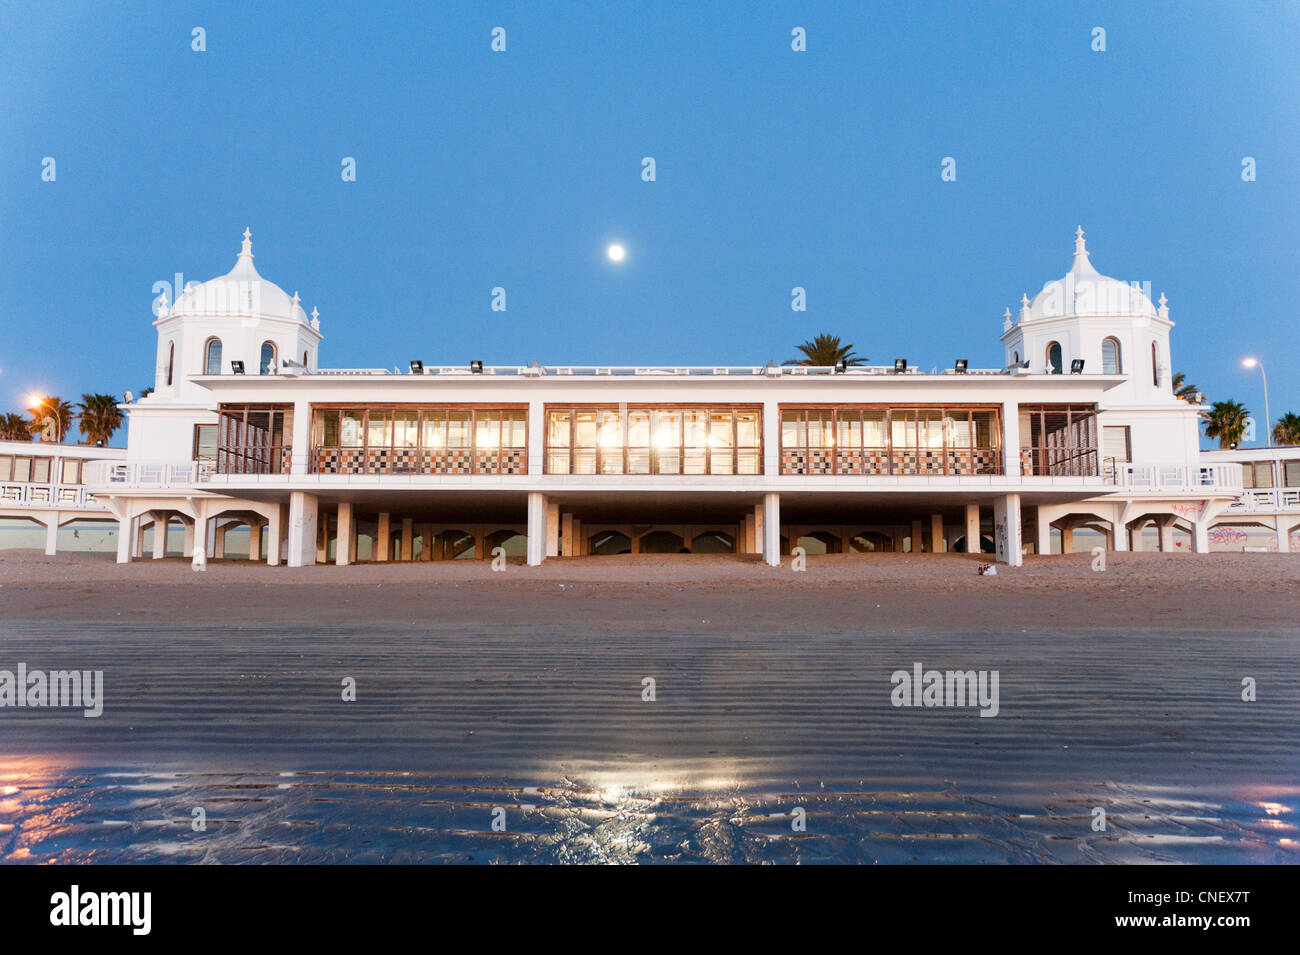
[[1036, 508, 1052, 556], [527, 491, 546, 566], [964, 504, 980, 554], [545, 500, 560, 557], [400, 518, 414, 561], [248, 522, 263, 561], [376, 512, 390, 561], [287, 491, 319, 567], [116, 514, 133, 563], [1001, 401, 1021, 477], [762, 492, 781, 567], [561, 513, 574, 556], [528, 399, 545, 475], [266, 505, 283, 566], [182, 519, 195, 558], [1113, 520, 1130, 552], [930, 514, 945, 554], [993, 493, 1023, 566], [762, 398, 780, 477], [290, 399, 312, 475], [1157, 517, 1175, 553], [44, 513, 59, 556], [336, 502, 353, 566], [1277, 519, 1291, 554], [910, 519, 923, 553]]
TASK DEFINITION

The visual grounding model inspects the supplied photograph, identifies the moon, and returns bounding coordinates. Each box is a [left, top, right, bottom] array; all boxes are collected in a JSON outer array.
[[606, 243, 626, 262]]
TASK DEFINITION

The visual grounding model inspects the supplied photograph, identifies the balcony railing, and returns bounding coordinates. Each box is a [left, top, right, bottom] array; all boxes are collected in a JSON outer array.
[[83, 460, 212, 488], [0, 482, 105, 509], [1105, 462, 1244, 493], [1224, 488, 1300, 513]]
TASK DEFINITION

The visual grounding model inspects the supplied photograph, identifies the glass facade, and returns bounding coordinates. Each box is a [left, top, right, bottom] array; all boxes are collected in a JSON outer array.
[[545, 406, 761, 475], [217, 405, 293, 474], [780, 406, 1001, 475], [311, 405, 527, 474]]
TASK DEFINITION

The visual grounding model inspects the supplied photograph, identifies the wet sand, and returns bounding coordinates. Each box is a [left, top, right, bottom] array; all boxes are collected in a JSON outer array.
[[0, 550, 1297, 863]]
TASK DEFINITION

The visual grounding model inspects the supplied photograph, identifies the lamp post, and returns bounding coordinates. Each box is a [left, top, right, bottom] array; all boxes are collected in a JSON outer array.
[[1242, 358, 1271, 447]]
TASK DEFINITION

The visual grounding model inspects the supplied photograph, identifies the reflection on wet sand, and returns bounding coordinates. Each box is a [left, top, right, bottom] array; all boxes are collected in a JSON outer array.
[[1, 766, 1296, 864]]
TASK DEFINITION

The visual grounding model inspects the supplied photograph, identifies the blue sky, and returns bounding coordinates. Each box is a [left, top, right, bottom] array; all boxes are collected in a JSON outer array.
[[1, 1, 1296, 445]]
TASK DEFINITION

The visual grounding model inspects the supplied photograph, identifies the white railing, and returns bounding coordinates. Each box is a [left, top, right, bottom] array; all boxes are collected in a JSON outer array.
[[308, 364, 1007, 378], [83, 460, 212, 489], [1225, 488, 1300, 513], [0, 482, 105, 509], [1107, 462, 1244, 494]]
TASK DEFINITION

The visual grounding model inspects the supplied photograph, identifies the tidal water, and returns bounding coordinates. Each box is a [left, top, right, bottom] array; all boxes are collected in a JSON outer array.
[[1, 622, 1297, 863]]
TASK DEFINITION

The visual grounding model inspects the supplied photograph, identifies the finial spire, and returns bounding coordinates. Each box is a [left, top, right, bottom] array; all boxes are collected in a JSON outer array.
[[1020, 292, 1030, 308], [1073, 225, 1087, 257], [240, 227, 253, 259], [1157, 292, 1169, 319], [157, 288, 169, 317], [310, 306, 320, 330], [290, 290, 301, 309]]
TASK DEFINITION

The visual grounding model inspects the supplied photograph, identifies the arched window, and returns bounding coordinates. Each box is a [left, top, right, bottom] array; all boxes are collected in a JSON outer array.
[[1151, 342, 1160, 387], [1046, 342, 1063, 375], [1012, 350, 1020, 365], [1102, 337, 1122, 375], [260, 341, 277, 374], [204, 338, 223, 375], [303, 350, 309, 370], [166, 341, 175, 385]]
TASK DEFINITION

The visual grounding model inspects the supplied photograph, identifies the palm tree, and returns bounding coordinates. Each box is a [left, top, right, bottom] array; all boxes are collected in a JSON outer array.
[[1202, 399, 1250, 448], [77, 393, 123, 445], [0, 413, 30, 441], [1273, 412, 1300, 447], [786, 334, 865, 367], [1170, 371, 1200, 403], [27, 396, 75, 442]]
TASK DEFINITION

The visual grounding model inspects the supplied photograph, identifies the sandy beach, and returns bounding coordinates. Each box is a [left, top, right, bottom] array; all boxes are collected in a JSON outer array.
[[1, 550, 1297, 863]]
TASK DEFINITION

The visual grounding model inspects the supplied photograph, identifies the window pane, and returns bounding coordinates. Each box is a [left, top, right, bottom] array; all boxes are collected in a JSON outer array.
[[737, 411, 759, 447], [367, 410, 392, 448], [574, 411, 597, 449], [863, 410, 886, 447], [341, 410, 364, 447], [972, 411, 996, 447], [503, 411, 527, 447], [837, 411, 862, 450], [891, 410, 917, 448], [548, 411, 571, 447], [394, 411, 418, 448], [447, 411, 470, 447], [919, 410, 944, 448], [946, 411, 972, 449], [61, 459, 81, 483], [627, 410, 650, 447], [195, 424, 218, 461], [476, 412, 501, 449], [1285, 461, 1300, 487], [0, 456, 10, 481], [709, 412, 733, 448], [781, 411, 803, 448], [421, 411, 447, 448], [14, 458, 32, 482], [32, 458, 51, 482]]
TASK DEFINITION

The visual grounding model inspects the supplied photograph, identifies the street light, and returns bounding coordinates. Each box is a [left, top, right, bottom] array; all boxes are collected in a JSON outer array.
[[1242, 358, 1271, 447]]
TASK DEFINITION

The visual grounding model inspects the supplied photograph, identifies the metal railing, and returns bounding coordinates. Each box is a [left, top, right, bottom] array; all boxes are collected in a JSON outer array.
[[0, 482, 104, 508]]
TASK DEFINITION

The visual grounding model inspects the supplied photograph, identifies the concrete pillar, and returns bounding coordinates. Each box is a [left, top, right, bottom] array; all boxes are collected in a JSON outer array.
[[1113, 519, 1130, 552], [965, 504, 980, 554], [527, 491, 546, 566], [1191, 521, 1209, 553], [417, 524, 432, 561], [290, 399, 312, 475], [545, 500, 560, 557], [1157, 517, 1176, 553], [1035, 508, 1053, 557], [376, 512, 391, 561], [1001, 401, 1022, 477], [44, 514, 59, 556], [287, 491, 319, 567], [910, 519, 923, 553], [400, 518, 414, 561], [527, 399, 545, 476], [336, 503, 353, 565], [742, 512, 755, 554], [930, 514, 945, 554], [1060, 525, 1074, 554], [993, 493, 1023, 566], [573, 518, 584, 556], [182, 519, 195, 559], [116, 514, 133, 563], [762, 399, 780, 477], [561, 513, 575, 557], [213, 522, 227, 559], [1277, 520, 1291, 554], [135, 515, 149, 559], [630, 530, 641, 554], [762, 492, 781, 567], [248, 522, 263, 561], [266, 506, 283, 566]]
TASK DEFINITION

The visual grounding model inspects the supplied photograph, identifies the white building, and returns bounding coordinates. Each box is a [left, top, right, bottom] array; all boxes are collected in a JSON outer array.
[[7, 227, 1296, 564]]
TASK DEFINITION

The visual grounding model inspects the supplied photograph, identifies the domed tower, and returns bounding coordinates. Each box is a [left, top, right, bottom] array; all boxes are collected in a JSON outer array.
[[151, 228, 323, 404], [1000, 227, 1202, 466], [1000, 227, 1177, 407]]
